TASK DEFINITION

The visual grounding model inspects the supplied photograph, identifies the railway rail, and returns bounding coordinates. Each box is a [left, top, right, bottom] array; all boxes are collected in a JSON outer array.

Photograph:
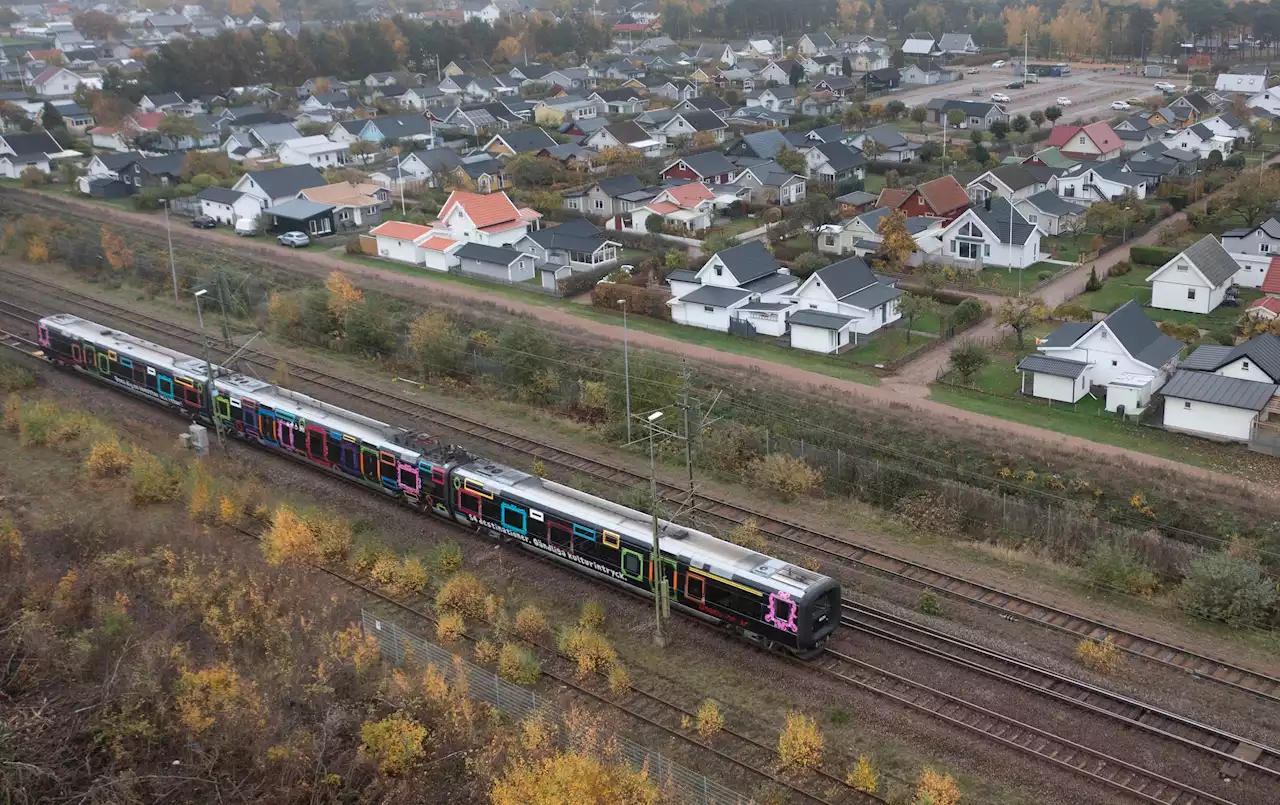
[[3, 267, 1274, 706], [2, 286, 1275, 804]]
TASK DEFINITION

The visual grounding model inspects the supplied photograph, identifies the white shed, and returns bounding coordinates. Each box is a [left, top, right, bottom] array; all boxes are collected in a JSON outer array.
[[1161, 370, 1277, 442], [1015, 355, 1090, 403], [1147, 235, 1240, 315]]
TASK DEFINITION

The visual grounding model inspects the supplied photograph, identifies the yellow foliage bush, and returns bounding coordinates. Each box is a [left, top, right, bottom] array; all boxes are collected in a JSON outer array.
[[436, 612, 465, 644], [188, 467, 213, 521], [217, 494, 239, 525], [490, 751, 659, 805], [557, 626, 618, 678], [393, 556, 430, 596], [777, 712, 824, 769], [695, 700, 724, 740], [578, 600, 606, 632], [473, 639, 500, 665], [359, 716, 428, 776], [261, 505, 319, 565], [607, 664, 631, 697], [436, 572, 487, 620], [498, 643, 541, 686], [128, 448, 181, 504], [2, 395, 21, 431], [329, 624, 382, 674], [725, 517, 768, 552], [847, 755, 878, 794], [305, 510, 353, 563], [1076, 636, 1123, 675], [747, 453, 824, 501], [370, 554, 402, 587], [173, 663, 264, 737], [514, 604, 549, 641], [0, 516, 22, 563], [85, 439, 131, 476], [914, 769, 961, 805]]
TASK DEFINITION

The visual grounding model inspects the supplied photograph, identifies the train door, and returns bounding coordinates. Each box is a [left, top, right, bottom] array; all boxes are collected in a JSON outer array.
[[214, 393, 232, 427], [241, 400, 258, 438], [652, 557, 678, 600], [257, 407, 276, 445], [304, 425, 328, 465], [397, 460, 420, 498], [37, 322, 49, 348], [157, 373, 175, 400], [97, 350, 111, 376], [379, 450, 398, 491], [71, 343, 83, 365], [83, 344, 97, 372], [333, 435, 359, 476], [276, 412, 296, 452], [359, 446, 380, 485]]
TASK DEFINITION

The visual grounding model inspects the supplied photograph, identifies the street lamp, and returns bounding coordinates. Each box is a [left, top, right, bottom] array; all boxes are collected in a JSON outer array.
[[163, 198, 178, 306], [646, 409, 668, 647], [619, 298, 631, 443], [1122, 205, 1131, 243]]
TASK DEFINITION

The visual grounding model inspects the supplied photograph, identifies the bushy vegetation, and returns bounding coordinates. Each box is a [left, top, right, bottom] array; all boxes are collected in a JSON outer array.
[[1177, 551, 1277, 628], [1083, 540, 1159, 597], [777, 712, 824, 769]]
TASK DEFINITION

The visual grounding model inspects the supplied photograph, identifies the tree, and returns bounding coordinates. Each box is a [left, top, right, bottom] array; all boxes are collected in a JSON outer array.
[[1029, 109, 1046, 129], [158, 113, 200, 142], [884, 100, 906, 120], [843, 105, 864, 129], [842, 55, 853, 76], [491, 749, 660, 805], [74, 10, 126, 40], [876, 208, 916, 271], [507, 153, 559, 186], [325, 270, 364, 334], [949, 341, 990, 385], [989, 119, 1010, 141], [1044, 105, 1063, 124], [645, 214, 665, 234], [493, 36, 522, 62], [789, 62, 804, 88], [967, 141, 989, 165], [776, 147, 806, 174], [40, 103, 65, 135], [1223, 170, 1280, 227], [910, 106, 928, 132], [997, 295, 1049, 349], [897, 293, 940, 343], [1012, 114, 1030, 136], [946, 109, 964, 131]]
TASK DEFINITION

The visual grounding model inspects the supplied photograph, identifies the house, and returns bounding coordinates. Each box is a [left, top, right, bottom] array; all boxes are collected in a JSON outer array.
[[1215, 73, 1267, 95], [611, 182, 715, 234], [787, 256, 902, 352], [1147, 235, 1241, 315], [562, 175, 648, 217], [675, 96, 731, 116], [377, 148, 462, 189], [231, 165, 328, 211], [121, 153, 188, 190], [138, 93, 187, 114], [481, 127, 557, 157], [451, 154, 510, 194], [901, 32, 940, 57], [727, 129, 791, 161], [938, 197, 1041, 269], [800, 91, 843, 118], [1045, 122, 1123, 161], [746, 86, 796, 113], [965, 164, 1055, 204], [694, 42, 737, 66], [298, 182, 390, 231], [368, 221, 462, 272], [1222, 217, 1280, 288], [261, 199, 335, 238], [734, 161, 807, 206], [81, 152, 143, 189], [900, 62, 945, 86], [836, 190, 878, 217], [461, 0, 501, 24], [1169, 91, 1215, 119], [648, 79, 698, 102], [796, 33, 836, 56], [514, 218, 620, 274], [583, 121, 663, 157], [729, 107, 792, 129], [1161, 336, 1280, 442], [532, 97, 600, 126], [542, 68, 589, 91], [400, 85, 444, 112], [589, 88, 647, 116], [1015, 190, 1084, 236], [926, 99, 1007, 130], [804, 141, 866, 184], [1113, 115, 1166, 152], [467, 75, 521, 102], [848, 125, 919, 163], [0, 130, 63, 175], [1248, 88, 1280, 116], [896, 175, 970, 221], [937, 32, 978, 54], [1162, 123, 1235, 159], [667, 240, 798, 335], [817, 207, 943, 257], [661, 151, 738, 184], [357, 114, 437, 145], [197, 186, 261, 226], [1197, 113, 1250, 142], [1019, 300, 1181, 412], [432, 190, 542, 247], [31, 66, 81, 97], [756, 60, 802, 86], [277, 136, 350, 169], [455, 243, 536, 283], [1052, 161, 1147, 205], [655, 110, 728, 145]]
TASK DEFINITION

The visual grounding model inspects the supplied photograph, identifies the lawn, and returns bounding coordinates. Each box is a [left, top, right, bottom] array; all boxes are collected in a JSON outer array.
[[846, 327, 937, 366], [1043, 232, 1113, 262], [338, 253, 883, 385], [708, 216, 765, 239], [979, 263, 1065, 294], [863, 174, 886, 194], [1074, 266, 1259, 330]]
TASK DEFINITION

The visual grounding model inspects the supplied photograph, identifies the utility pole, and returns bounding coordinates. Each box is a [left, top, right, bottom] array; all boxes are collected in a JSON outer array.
[[216, 272, 232, 344], [193, 289, 222, 445], [646, 410, 668, 647], [677, 359, 695, 505], [163, 199, 178, 306]]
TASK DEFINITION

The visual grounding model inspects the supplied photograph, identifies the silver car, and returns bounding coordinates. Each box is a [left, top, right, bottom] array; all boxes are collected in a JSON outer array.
[[277, 231, 311, 248]]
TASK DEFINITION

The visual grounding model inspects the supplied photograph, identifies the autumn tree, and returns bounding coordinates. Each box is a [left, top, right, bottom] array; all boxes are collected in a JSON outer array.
[[949, 341, 989, 385], [490, 750, 659, 805], [74, 10, 126, 40], [897, 293, 941, 343], [776, 147, 806, 174], [997, 295, 1049, 348], [876, 208, 916, 272], [493, 36, 522, 62], [1003, 4, 1043, 46], [158, 113, 201, 142], [914, 768, 962, 805], [910, 105, 928, 131], [1222, 170, 1280, 227], [1044, 105, 1063, 125], [1029, 109, 1045, 129], [100, 227, 133, 272], [325, 271, 364, 335]]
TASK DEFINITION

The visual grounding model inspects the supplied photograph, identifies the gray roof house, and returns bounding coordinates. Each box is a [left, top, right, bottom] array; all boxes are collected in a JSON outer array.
[[231, 164, 327, 208], [726, 129, 791, 160], [1160, 334, 1280, 441], [667, 240, 800, 336], [1147, 235, 1242, 315], [787, 256, 904, 353], [1014, 189, 1085, 237]]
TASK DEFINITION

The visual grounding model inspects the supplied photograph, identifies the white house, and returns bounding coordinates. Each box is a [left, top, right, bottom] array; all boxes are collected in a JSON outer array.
[[231, 165, 329, 210], [901, 32, 940, 56], [937, 198, 1041, 269], [1147, 235, 1240, 315], [787, 257, 902, 353], [1018, 300, 1182, 412], [31, 66, 81, 98], [1197, 113, 1250, 142], [609, 182, 714, 234], [1014, 190, 1085, 237], [461, 0, 500, 24], [431, 190, 542, 247], [1161, 336, 1280, 442], [796, 32, 836, 56], [667, 240, 797, 335], [197, 186, 262, 226], [277, 135, 350, 168], [1162, 124, 1234, 159], [1221, 217, 1280, 287], [1052, 162, 1147, 206], [368, 220, 461, 271], [1214, 73, 1267, 95]]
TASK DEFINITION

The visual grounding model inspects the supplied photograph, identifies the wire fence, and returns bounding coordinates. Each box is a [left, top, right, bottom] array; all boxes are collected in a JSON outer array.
[[361, 610, 756, 805]]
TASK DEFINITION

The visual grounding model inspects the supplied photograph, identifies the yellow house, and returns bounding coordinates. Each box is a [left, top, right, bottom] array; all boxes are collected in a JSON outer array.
[[534, 105, 571, 126]]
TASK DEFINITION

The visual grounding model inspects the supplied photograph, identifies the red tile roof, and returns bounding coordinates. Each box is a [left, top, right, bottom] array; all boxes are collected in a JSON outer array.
[[663, 182, 714, 207], [647, 200, 679, 215], [422, 235, 457, 251], [1045, 123, 1121, 154], [877, 188, 911, 209], [438, 190, 520, 229], [130, 112, 163, 131], [1261, 257, 1280, 294], [914, 175, 970, 215], [370, 221, 433, 240], [1247, 296, 1280, 316]]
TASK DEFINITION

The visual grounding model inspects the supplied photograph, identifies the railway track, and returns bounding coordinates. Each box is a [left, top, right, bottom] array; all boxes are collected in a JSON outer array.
[[3, 285, 1275, 804], [4, 268, 1275, 706]]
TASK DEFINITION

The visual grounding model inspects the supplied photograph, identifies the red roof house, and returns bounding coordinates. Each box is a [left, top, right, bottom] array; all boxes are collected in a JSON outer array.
[[1045, 122, 1123, 161], [896, 175, 970, 221]]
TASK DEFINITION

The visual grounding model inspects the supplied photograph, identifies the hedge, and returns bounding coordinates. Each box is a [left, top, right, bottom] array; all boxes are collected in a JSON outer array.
[[1129, 245, 1179, 266], [590, 282, 671, 320]]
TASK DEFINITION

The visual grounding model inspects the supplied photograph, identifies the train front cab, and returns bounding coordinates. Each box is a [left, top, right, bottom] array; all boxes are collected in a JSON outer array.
[[795, 578, 841, 657]]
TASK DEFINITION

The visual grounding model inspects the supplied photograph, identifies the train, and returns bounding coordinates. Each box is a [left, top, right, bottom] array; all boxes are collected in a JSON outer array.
[[36, 314, 841, 655]]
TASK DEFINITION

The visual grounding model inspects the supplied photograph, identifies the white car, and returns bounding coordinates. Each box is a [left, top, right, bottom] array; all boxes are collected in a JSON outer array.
[[1154, 81, 1177, 92], [1056, 97, 1072, 106], [990, 92, 1010, 103], [1110, 100, 1132, 110], [991, 59, 1006, 68]]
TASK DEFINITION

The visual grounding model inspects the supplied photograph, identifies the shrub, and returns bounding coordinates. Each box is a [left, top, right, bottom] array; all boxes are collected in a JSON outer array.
[[791, 251, 829, 278], [430, 541, 464, 574], [948, 341, 989, 385], [695, 700, 724, 740], [918, 589, 942, 616], [498, 643, 541, 685], [1110, 260, 1133, 276], [514, 605, 550, 641], [19, 167, 46, 188], [2, 395, 20, 431], [848, 755, 878, 793], [262, 505, 319, 565], [777, 712, 824, 769], [1084, 267, 1102, 292], [1083, 540, 1159, 596], [557, 626, 618, 677], [746, 453, 823, 502], [607, 664, 631, 696], [1129, 245, 1178, 266], [1177, 551, 1277, 627], [1076, 636, 1123, 674], [85, 439, 131, 476], [0, 516, 22, 564], [359, 716, 428, 776], [393, 556, 430, 596], [950, 298, 984, 328], [897, 492, 963, 535], [436, 572, 487, 620], [1052, 302, 1093, 322], [349, 539, 394, 576], [0, 360, 35, 392], [1037, 271, 1052, 281], [914, 769, 961, 805], [474, 639, 500, 665], [578, 600, 606, 632], [129, 448, 181, 504], [725, 516, 769, 552], [436, 612, 465, 644]]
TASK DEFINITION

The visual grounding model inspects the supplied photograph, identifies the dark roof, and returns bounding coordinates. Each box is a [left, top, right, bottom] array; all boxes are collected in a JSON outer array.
[[403, 147, 463, 173], [927, 98, 999, 117], [1161, 370, 1277, 410], [846, 282, 903, 310], [600, 121, 653, 145], [788, 309, 856, 330], [592, 87, 643, 102], [1102, 300, 1182, 368], [739, 129, 789, 159], [455, 242, 524, 265], [970, 197, 1036, 245], [863, 124, 907, 148], [805, 123, 846, 143], [198, 186, 244, 204], [0, 131, 59, 155], [987, 164, 1040, 191], [667, 269, 698, 283], [96, 151, 143, 171], [495, 127, 558, 153], [264, 199, 333, 219], [814, 141, 866, 172], [1223, 218, 1280, 240], [1022, 189, 1081, 217], [596, 174, 645, 197], [134, 153, 187, 176], [1179, 344, 1234, 371], [370, 114, 435, 138], [1016, 355, 1090, 379], [1177, 235, 1241, 287], [812, 256, 877, 299], [245, 164, 327, 198], [1212, 333, 1280, 381], [713, 239, 779, 285], [672, 150, 736, 177], [525, 219, 611, 253], [679, 284, 752, 307], [742, 272, 798, 294], [681, 95, 730, 111], [836, 190, 878, 206], [673, 110, 727, 131], [1040, 322, 1094, 348]]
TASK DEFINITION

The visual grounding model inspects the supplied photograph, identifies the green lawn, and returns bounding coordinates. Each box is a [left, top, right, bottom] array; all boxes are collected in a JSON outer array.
[[1075, 266, 1259, 330], [846, 328, 936, 366], [979, 263, 1065, 294], [339, 253, 883, 385], [863, 174, 886, 194], [709, 216, 764, 238], [1043, 232, 1113, 262]]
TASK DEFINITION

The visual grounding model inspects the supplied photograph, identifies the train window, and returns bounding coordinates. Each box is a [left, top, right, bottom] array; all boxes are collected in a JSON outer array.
[[480, 496, 501, 521], [182, 383, 202, 408], [768, 595, 795, 629], [379, 451, 397, 482], [458, 488, 481, 518], [243, 405, 256, 429], [214, 396, 231, 422], [306, 427, 326, 460], [431, 467, 446, 486], [547, 520, 572, 550], [133, 363, 148, 387], [620, 548, 645, 580], [704, 581, 734, 610], [258, 411, 276, 441], [157, 375, 174, 399], [572, 524, 596, 543], [685, 574, 705, 602], [500, 503, 526, 534], [810, 596, 831, 628], [602, 530, 620, 549], [398, 463, 418, 491], [360, 448, 379, 482], [97, 352, 110, 375], [328, 433, 344, 464]]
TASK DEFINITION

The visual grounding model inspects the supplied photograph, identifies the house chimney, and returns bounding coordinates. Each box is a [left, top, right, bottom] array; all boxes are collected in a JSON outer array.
[[984, 196, 991, 211]]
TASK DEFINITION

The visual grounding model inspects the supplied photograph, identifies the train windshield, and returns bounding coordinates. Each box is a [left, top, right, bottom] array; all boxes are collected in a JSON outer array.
[[810, 587, 839, 639]]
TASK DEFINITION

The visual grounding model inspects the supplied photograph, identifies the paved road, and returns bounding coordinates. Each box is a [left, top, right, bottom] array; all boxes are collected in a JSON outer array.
[[20, 189, 1274, 498]]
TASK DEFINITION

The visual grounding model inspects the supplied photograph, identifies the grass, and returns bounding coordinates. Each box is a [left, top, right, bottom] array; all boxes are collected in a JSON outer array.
[[863, 174, 886, 194], [846, 328, 937, 366], [978, 263, 1065, 294], [708, 216, 764, 238], [1043, 232, 1112, 262], [339, 253, 883, 385], [1075, 266, 1260, 329]]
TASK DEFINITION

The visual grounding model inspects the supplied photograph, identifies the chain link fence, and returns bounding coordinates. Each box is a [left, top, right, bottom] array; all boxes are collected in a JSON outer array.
[[361, 610, 755, 805]]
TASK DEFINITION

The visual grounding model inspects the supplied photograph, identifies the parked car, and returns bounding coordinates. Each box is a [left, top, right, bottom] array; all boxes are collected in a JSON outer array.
[[966, 67, 980, 74], [991, 59, 1006, 68], [1153, 81, 1177, 92], [990, 92, 1011, 103], [1056, 96, 1073, 106], [1004, 81, 1024, 89], [278, 231, 311, 248], [190, 215, 216, 229], [1111, 100, 1132, 110]]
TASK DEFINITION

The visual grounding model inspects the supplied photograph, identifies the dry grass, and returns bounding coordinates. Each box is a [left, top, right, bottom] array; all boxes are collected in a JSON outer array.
[[1076, 636, 1123, 674]]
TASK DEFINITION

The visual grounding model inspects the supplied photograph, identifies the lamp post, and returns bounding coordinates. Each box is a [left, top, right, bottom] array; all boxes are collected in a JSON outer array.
[[163, 198, 178, 306], [619, 298, 631, 443], [647, 410, 668, 648], [1122, 205, 1132, 243], [192, 289, 220, 442]]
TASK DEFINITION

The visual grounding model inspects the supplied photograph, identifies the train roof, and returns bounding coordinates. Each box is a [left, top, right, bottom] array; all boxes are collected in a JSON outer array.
[[457, 459, 830, 597], [42, 314, 418, 454]]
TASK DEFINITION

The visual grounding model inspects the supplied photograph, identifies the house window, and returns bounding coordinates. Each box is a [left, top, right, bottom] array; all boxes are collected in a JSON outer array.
[[1111, 360, 1118, 367], [1184, 401, 1192, 409], [824, 234, 836, 246], [1027, 214, 1038, 223], [957, 241, 983, 260], [1263, 243, 1271, 254], [1176, 264, 1187, 271], [1078, 136, 1086, 145], [703, 305, 714, 313], [983, 244, 991, 257], [1243, 361, 1251, 370], [594, 199, 605, 210], [1187, 288, 1196, 300], [714, 265, 722, 276]]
